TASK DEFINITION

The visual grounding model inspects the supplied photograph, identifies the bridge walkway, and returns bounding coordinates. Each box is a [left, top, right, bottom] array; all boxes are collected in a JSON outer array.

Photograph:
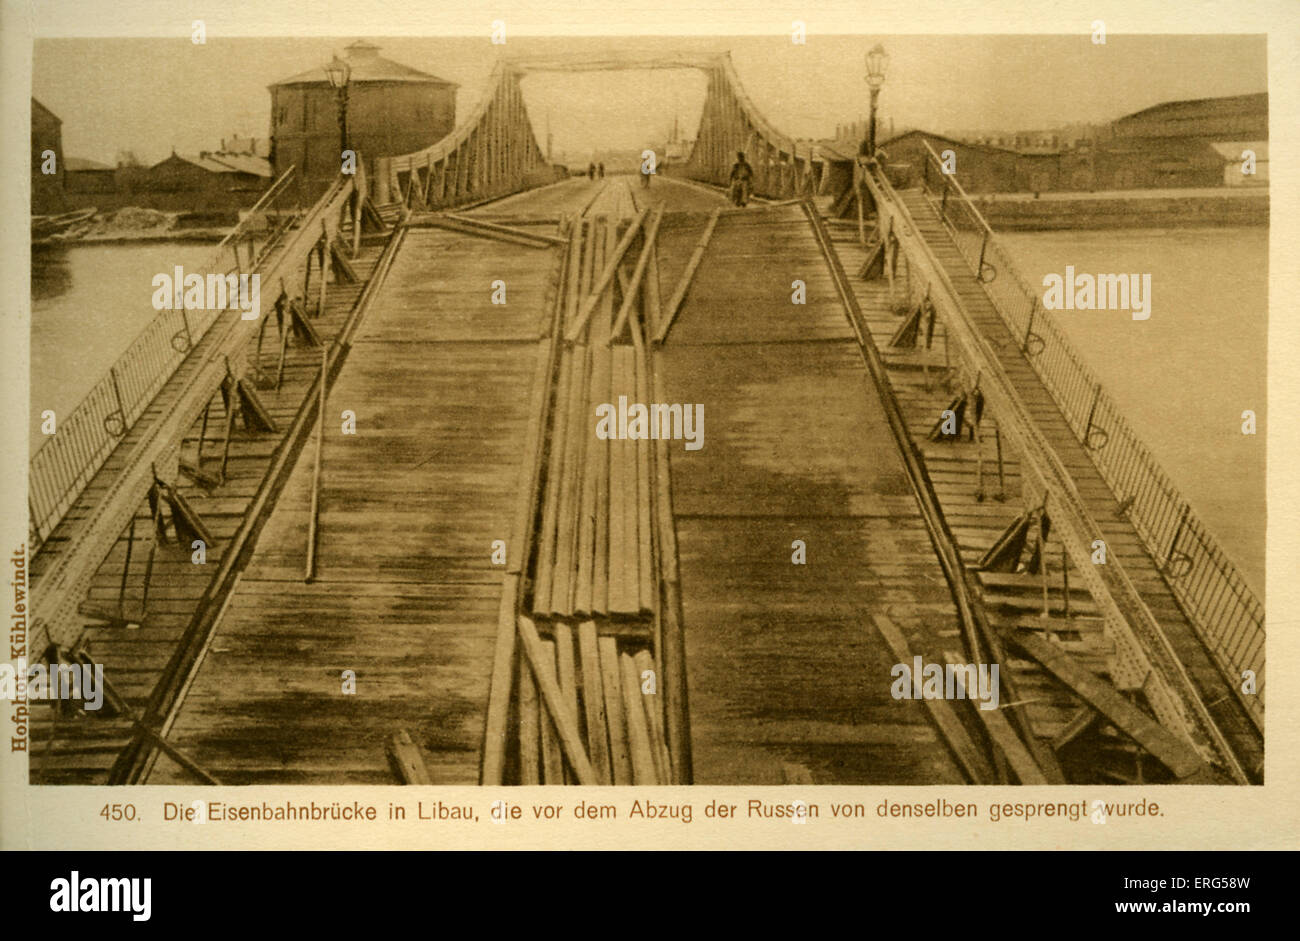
[[29, 237, 391, 783], [891, 187, 1262, 779]]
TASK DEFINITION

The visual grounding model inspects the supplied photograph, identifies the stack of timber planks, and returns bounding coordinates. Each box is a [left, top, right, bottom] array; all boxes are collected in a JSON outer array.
[[511, 210, 674, 785]]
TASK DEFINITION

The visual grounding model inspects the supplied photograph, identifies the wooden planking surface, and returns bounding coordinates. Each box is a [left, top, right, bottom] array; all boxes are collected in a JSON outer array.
[[655, 207, 970, 785], [148, 227, 561, 784]]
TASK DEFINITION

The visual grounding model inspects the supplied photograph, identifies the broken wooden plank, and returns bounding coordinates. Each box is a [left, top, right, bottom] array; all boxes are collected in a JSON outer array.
[[386, 729, 432, 785]]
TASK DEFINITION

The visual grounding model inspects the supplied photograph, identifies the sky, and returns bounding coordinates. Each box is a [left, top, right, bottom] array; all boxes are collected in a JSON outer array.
[[32, 34, 1268, 166]]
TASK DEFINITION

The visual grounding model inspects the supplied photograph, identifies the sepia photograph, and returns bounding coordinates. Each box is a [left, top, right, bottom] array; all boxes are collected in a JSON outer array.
[[17, 26, 1271, 795]]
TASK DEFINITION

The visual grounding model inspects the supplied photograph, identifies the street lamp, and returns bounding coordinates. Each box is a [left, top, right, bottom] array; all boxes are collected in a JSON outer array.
[[324, 56, 352, 157], [865, 44, 889, 160]]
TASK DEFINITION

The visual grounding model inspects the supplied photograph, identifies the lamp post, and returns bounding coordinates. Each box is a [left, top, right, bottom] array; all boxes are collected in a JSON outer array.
[[865, 44, 889, 161], [324, 56, 352, 157]]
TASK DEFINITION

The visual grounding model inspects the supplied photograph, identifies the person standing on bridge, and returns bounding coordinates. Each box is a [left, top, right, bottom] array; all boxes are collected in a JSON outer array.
[[729, 151, 753, 207]]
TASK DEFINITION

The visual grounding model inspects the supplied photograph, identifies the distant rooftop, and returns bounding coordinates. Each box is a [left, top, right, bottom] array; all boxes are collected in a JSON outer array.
[[154, 152, 272, 177], [64, 156, 113, 171], [270, 40, 459, 88], [1115, 92, 1268, 125]]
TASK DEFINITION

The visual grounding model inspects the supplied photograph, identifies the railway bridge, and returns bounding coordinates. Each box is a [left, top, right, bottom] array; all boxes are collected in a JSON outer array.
[[26, 52, 1263, 787]]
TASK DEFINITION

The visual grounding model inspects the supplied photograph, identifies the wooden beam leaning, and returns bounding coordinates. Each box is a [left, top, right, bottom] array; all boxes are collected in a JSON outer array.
[[516, 615, 598, 784], [1002, 626, 1210, 780], [417, 214, 552, 249], [619, 651, 659, 784], [941, 650, 1052, 785], [654, 208, 721, 345], [304, 344, 328, 583], [480, 573, 520, 784], [609, 206, 665, 345], [566, 208, 650, 343], [445, 213, 568, 247], [578, 621, 613, 783]]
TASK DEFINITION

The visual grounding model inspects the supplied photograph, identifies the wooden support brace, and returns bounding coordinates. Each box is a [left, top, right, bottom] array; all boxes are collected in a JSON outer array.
[[289, 299, 323, 347], [974, 511, 1034, 573], [234, 378, 278, 433], [163, 484, 215, 553], [100, 670, 221, 785], [329, 240, 360, 283]]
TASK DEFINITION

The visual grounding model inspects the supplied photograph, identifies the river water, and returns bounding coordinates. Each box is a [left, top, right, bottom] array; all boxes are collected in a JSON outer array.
[[29, 228, 1267, 593], [30, 241, 213, 455], [1001, 227, 1266, 595]]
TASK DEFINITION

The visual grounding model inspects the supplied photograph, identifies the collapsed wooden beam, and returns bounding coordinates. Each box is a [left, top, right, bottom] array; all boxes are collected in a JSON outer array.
[[480, 575, 519, 785], [942, 650, 1057, 785], [1001, 626, 1212, 780], [418, 213, 553, 248]]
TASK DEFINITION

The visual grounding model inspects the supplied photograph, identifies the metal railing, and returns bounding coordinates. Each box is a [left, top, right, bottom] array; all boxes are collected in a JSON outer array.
[[915, 140, 1263, 725], [29, 168, 301, 549]]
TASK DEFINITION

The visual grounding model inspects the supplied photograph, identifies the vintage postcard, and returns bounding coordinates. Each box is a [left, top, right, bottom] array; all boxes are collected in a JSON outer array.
[[2, 0, 1298, 853]]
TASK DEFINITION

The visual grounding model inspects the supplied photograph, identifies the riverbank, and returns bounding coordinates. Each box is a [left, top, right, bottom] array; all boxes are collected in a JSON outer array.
[[971, 187, 1268, 230]]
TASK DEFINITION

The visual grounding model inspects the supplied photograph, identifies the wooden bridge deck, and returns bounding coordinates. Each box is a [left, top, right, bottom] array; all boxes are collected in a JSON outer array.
[[146, 227, 563, 784], [28, 173, 1259, 787], [655, 205, 970, 785]]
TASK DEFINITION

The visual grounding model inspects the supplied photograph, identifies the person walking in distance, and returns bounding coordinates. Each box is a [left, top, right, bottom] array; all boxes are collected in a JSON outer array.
[[728, 151, 754, 207], [588, 161, 596, 180], [598, 162, 605, 180]]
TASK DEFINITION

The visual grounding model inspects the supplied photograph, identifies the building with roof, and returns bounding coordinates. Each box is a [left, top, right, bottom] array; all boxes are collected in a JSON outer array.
[[1112, 93, 1268, 142], [63, 156, 117, 197], [269, 40, 459, 199], [31, 98, 64, 213]]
